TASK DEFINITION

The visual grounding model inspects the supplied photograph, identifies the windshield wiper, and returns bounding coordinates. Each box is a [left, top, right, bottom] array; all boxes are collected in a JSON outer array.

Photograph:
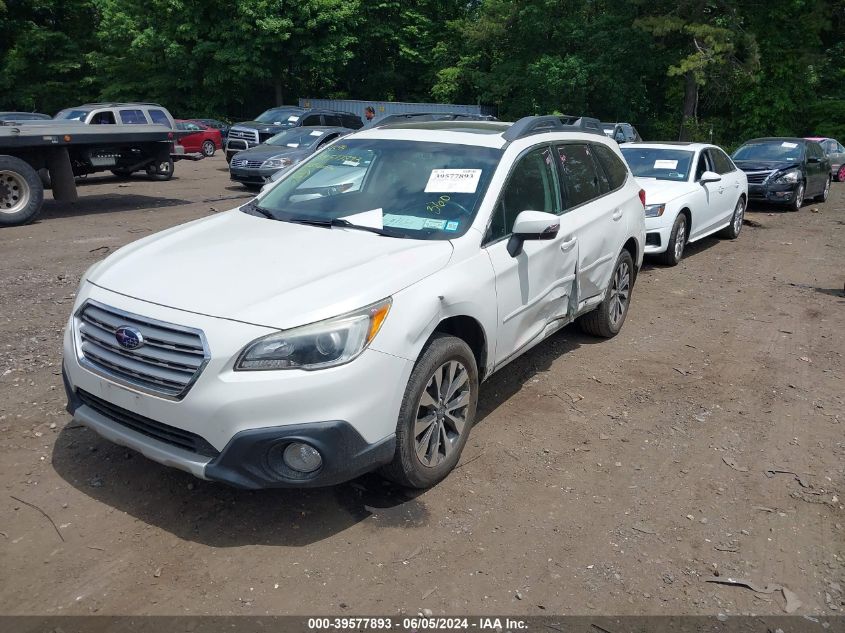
[[240, 199, 275, 219], [285, 216, 400, 237]]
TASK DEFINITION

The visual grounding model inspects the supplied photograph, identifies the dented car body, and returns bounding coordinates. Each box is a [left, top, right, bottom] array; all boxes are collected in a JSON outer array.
[[62, 116, 645, 489]]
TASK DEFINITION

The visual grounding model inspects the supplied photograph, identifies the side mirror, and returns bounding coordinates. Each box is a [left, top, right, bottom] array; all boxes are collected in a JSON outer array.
[[700, 171, 722, 184], [506, 211, 560, 257]]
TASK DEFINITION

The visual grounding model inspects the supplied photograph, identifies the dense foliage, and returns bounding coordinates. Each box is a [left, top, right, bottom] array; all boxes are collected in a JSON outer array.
[[1, 0, 842, 144]]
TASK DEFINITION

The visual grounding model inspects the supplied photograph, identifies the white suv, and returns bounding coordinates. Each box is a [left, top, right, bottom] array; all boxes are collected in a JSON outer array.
[[62, 116, 646, 489]]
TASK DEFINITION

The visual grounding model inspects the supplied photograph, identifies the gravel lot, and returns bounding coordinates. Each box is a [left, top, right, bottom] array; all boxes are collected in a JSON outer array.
[[1, 155, 843, 616]]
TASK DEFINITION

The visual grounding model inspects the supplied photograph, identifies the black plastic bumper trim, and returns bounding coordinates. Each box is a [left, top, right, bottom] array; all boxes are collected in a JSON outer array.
[[205, 422, 396, 489]]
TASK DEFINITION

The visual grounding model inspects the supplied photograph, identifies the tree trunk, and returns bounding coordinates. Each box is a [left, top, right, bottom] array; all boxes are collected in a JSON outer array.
[[678, 72, 699, 141], [274, 78, 283, 106]]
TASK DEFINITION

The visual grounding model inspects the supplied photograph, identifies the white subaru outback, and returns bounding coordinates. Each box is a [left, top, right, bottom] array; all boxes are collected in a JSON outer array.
[[62, 116, 646, 489]]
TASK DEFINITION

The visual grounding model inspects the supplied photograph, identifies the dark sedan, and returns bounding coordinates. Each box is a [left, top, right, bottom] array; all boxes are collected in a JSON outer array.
[[229, 126, 350, 189], [732, 137, 831, 210]]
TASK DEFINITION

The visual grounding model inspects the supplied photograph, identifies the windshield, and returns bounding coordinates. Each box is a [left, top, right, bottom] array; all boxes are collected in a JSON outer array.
[[254, 139, 502, 240], [55, 109, 89, 121], [254, 108, 302, 125], [265, 128, 327, 148], [621, 148, 694, 181], [732, 141, 804, 162]]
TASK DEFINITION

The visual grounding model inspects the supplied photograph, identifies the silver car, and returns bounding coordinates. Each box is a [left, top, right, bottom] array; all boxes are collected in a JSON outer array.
[[806, 137, 845, 182]]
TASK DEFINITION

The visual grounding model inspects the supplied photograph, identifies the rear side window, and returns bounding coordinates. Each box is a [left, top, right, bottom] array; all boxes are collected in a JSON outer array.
[[708, 148, 735, 174], [120, 109, 148, 124], [302, 114, 322, 126], [592, 144, 628, 190], [324, 114, 342, 127], [148, 109, 171, 127], [556, 144, 603, 209], [343, 114, 363, 129]]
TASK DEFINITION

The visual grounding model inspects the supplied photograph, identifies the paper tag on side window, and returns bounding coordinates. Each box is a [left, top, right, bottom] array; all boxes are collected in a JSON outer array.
[[654, 159, 678, 169], [424, 169, 482, 193], [781, 142, 797, 148], [310, 131, 323, 136]]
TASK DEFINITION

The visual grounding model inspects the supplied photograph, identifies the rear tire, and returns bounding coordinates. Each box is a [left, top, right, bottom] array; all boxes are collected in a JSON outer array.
[[201, 140, 216, 157], [146, 158, 174, 181], [815, 177, 830, 202], [720, 196, 745, 239], [0, 155, 43, 227], [382, 334, 478, 489], [578, 249, 634, 338], [658, 213, 687, 266]]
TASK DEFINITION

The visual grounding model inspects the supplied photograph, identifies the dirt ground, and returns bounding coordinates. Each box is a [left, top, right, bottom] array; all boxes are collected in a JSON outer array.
[[0, 155, 843, 617]]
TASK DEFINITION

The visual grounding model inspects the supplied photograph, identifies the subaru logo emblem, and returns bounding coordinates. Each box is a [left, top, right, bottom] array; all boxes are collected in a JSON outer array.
[[115, 326, 144, 350]]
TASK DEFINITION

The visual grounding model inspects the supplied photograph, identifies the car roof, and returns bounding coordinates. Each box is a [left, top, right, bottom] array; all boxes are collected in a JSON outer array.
[[804, 136, 830, 142], [352, 119, 613, 149], [621, 141, 709, 150], [742, 137, 809, 144]]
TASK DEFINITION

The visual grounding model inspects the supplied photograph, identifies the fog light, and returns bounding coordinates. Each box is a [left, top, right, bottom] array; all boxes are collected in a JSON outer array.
[[283, 442, 322, 473]]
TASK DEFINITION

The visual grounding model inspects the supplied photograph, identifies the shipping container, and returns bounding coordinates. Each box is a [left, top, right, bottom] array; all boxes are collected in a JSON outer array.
[[298, 98, 496, 123]]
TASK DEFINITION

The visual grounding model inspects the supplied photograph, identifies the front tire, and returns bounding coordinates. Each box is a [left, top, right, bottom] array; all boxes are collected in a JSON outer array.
[[0, 155, 43, 227], [720, 196, 745, 239], [815, 177, 830, 202], [201, 140, 216, 157], [790, 182, 804, 211], [578, 249, 634, 338], [382, 334, 478, 489], [658, 213, 687, 266]]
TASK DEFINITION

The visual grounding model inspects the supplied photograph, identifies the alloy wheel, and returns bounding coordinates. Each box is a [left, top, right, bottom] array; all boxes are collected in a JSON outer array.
[[674, 217, 686, 262], [733, 198, 745, 234], [608, 261, 630, 328], [413, 360, 471, 468]]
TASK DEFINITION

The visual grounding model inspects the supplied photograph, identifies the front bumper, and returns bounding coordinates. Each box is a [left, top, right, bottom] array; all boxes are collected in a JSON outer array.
[[748, 181, 800, 203], [62, 286, 410, 488], [643, 213, 675, 254], [229, 166, 278, 185]]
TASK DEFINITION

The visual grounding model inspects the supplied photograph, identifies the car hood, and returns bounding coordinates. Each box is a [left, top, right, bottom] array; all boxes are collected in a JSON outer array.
[[733, 159, 799, 173], [88, 210, 454, 330], [233, 145, 308, 161], [634, 178, 696, 204]]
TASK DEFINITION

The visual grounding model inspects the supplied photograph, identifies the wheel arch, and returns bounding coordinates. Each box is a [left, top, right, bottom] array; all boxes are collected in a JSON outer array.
[[432, 315, 488, 381]]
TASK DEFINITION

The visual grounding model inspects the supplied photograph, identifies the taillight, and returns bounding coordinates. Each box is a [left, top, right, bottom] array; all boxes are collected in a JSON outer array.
[[638, 189, 646, 207]]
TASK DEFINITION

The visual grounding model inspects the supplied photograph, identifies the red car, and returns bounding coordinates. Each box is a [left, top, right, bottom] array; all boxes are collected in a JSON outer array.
[[175, 120, 223, 157]]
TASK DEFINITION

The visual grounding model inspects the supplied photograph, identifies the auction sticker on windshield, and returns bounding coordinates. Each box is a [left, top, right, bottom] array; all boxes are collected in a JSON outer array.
[[425, 169, 482, 193], [654, 159, 678, 169]]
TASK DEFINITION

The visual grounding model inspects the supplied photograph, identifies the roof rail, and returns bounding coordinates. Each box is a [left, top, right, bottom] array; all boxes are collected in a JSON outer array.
[[501, 115, 604, 141], [372, 112, 497, 128]]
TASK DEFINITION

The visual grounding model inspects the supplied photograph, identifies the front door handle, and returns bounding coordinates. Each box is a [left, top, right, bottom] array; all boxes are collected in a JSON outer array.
[[611, 208, 623, 221], [560, 236, 577, 252]]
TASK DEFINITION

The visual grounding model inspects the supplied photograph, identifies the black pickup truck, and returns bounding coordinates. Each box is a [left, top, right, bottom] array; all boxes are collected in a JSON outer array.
[[0, 121, 180, 226]]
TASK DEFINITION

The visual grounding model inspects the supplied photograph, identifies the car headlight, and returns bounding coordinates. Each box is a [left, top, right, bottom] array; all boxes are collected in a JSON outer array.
[[262, 156, 294, 169], [235, 297, 392, 371], [644, 203, 665, 218], [773, 169, 800, 184]]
